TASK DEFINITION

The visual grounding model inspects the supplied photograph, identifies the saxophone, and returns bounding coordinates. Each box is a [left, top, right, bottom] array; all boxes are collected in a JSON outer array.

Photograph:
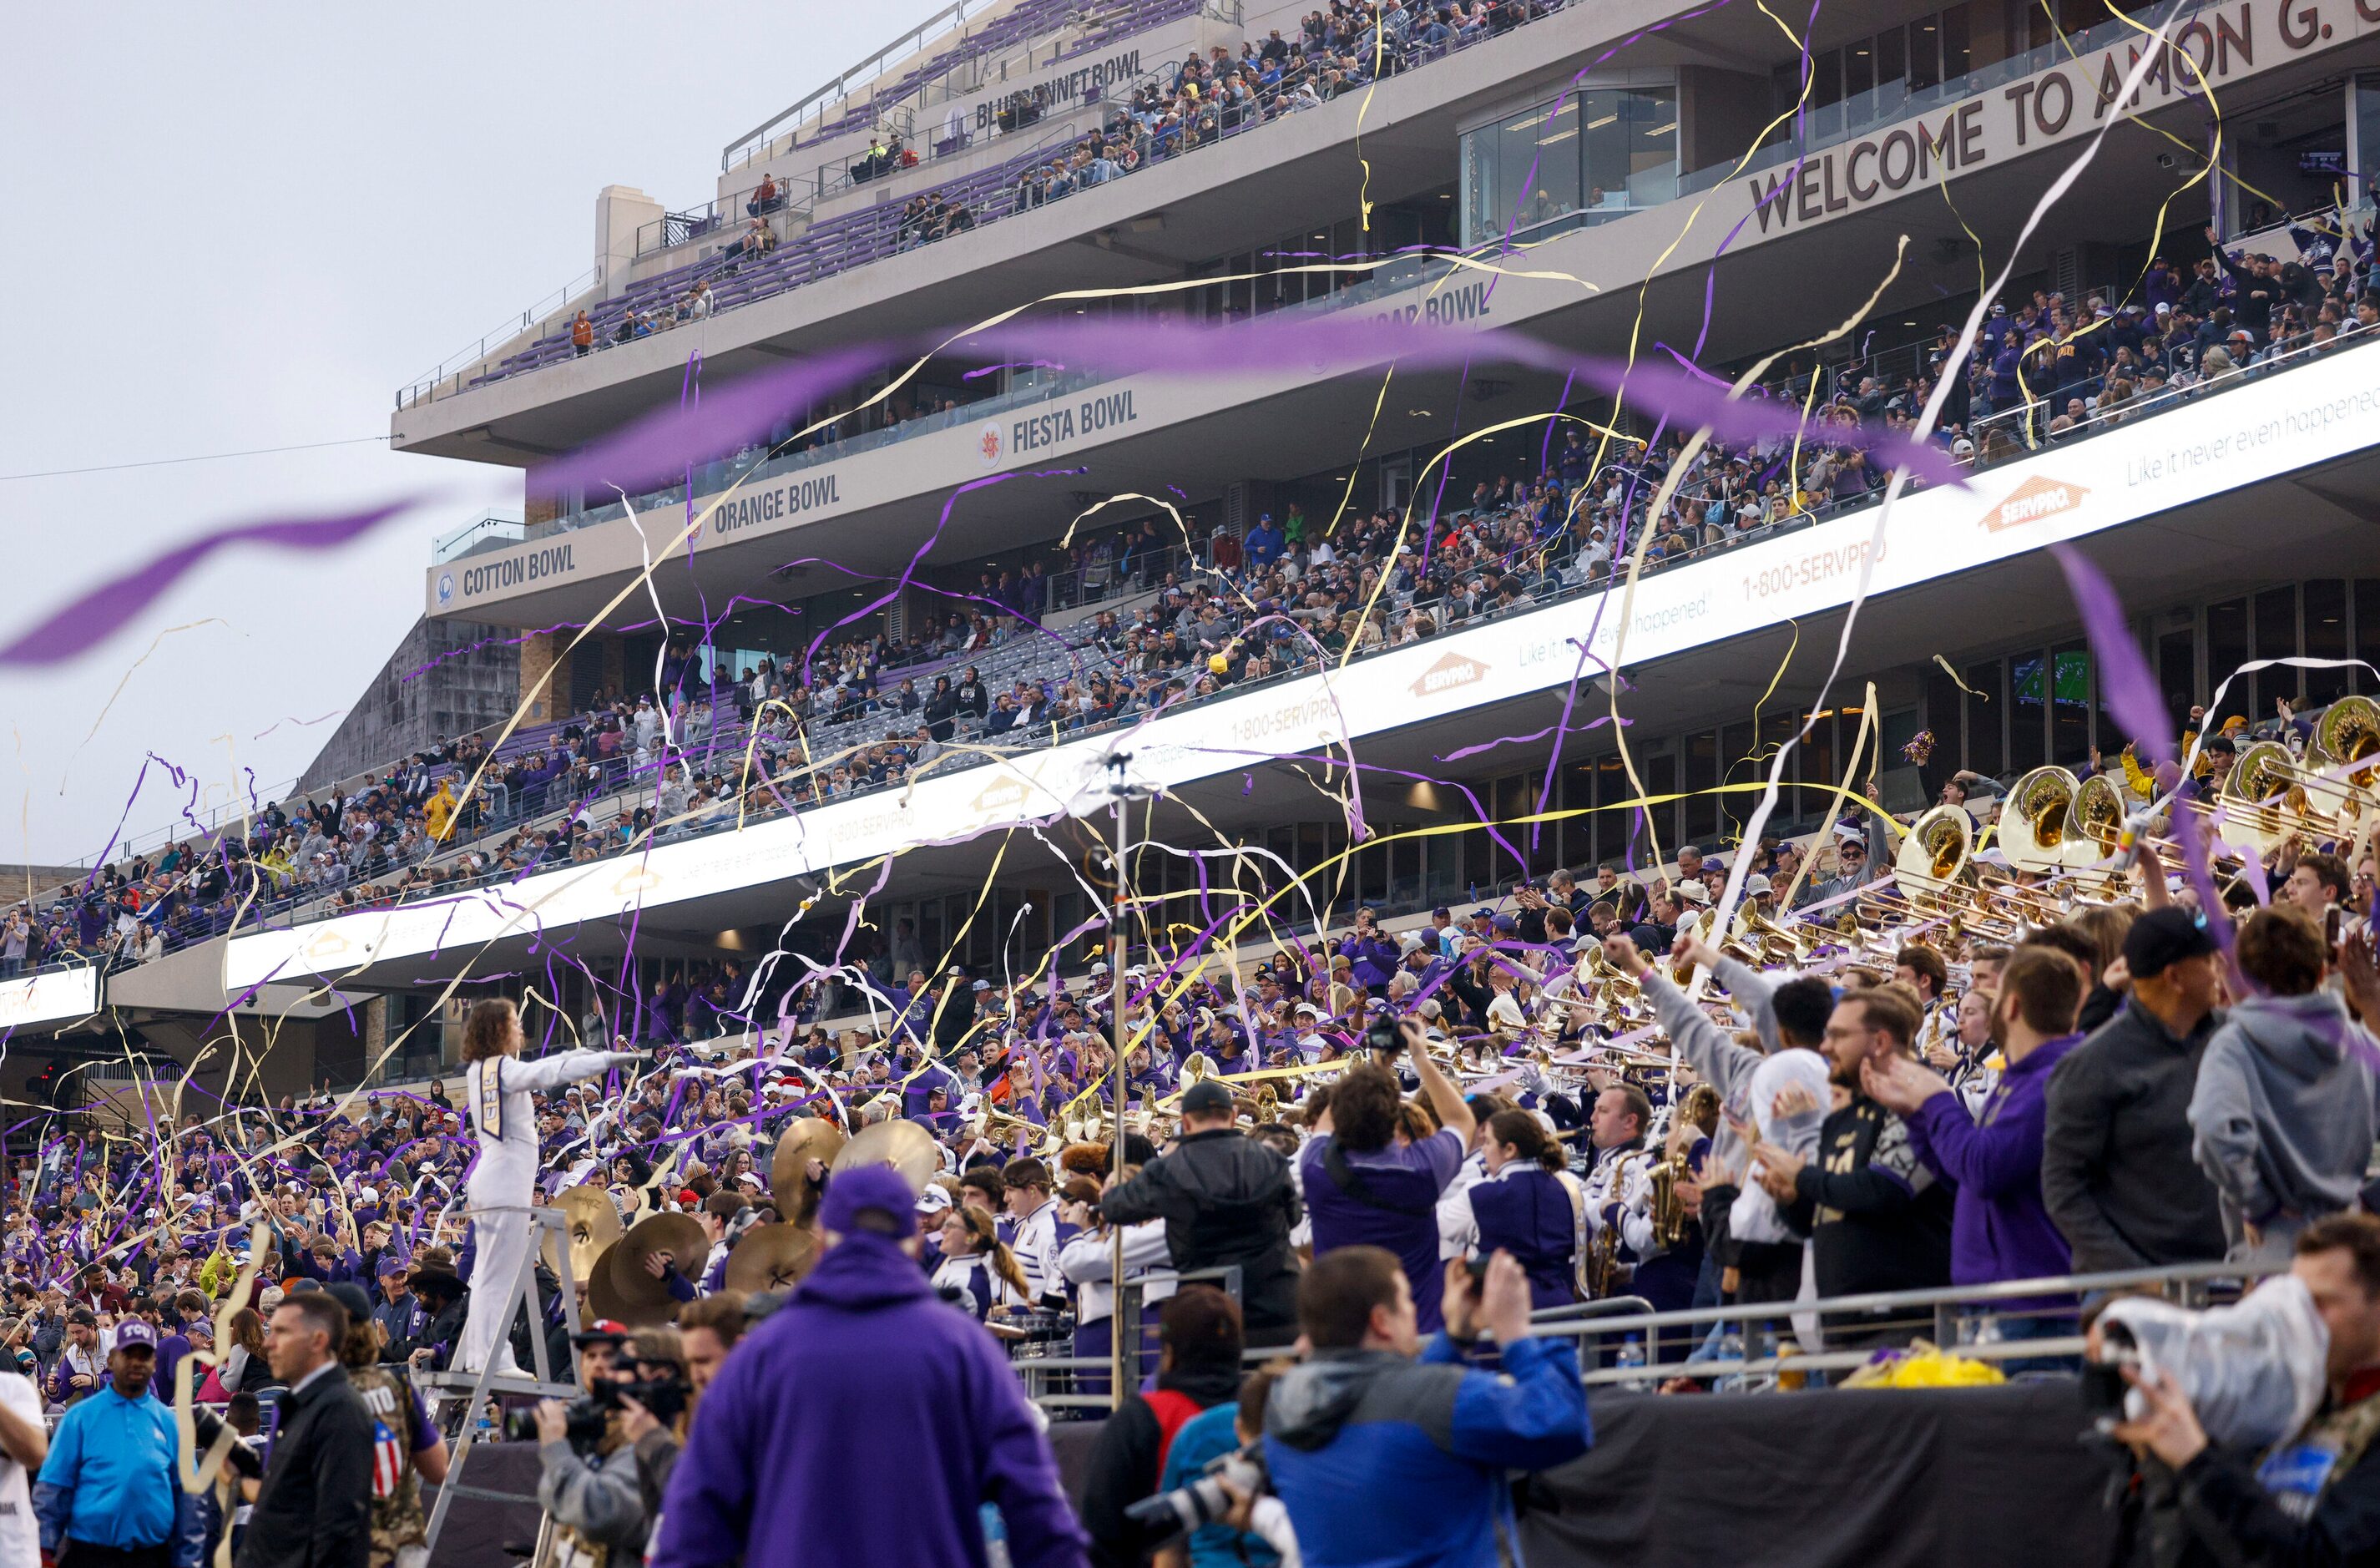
[[1647, 1084, 1722, 1250]]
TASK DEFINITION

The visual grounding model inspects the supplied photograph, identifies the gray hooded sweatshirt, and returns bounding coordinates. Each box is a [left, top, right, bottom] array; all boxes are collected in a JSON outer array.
[[2187, 992, 2378, 1245]]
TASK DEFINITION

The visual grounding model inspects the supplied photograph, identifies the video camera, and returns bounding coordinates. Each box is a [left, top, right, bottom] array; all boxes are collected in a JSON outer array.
[[1124, 1444, 1270, 1540], [502, 1374, 693, 1447], [2084, 1276, 2328, 1451], [1363, 1016, 1406, 1056]]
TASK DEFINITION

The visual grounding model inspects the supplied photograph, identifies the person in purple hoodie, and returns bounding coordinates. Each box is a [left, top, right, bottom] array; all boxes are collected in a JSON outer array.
[[650, 1166, 1088, 1568], [1336, 908, 1400, 998], [1862, 945, 2088, 1356]]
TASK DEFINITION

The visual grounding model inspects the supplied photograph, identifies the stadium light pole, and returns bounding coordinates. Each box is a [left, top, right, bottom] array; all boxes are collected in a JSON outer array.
[[1098, 750, 1150, 1411]]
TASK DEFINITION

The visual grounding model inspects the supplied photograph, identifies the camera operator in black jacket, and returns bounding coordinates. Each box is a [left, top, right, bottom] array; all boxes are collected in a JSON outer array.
[[2102, 1213, 2380, 1566], [1101, 1080, 1301, 1345]]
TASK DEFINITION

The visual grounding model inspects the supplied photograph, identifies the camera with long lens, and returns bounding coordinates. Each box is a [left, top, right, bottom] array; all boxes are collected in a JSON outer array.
[[2085, 1278, 2329, 1451], [1124, 1447, 1269, 1540], [1363, 1016, 1405, 1055], [499, 1375, 694, 1446], [503, 1399, 607, 1447]]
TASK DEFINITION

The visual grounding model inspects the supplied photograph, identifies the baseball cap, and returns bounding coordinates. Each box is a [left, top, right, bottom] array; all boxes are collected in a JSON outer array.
[[1745, 873, 1775, 895], [1490, 913, 1518, 933], [2123, 906, 2216, 979], [325, 1282, 375, 1325], [914, 1184, 953, 1216], [1181, 1080, 1236, 1117], [819, 1165, 920, 1240], [573, 1318, 633, 1348], [113, 1321, 159, 1352]]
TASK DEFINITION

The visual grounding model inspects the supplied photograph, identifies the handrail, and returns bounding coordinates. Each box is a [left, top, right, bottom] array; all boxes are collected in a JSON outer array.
[[397, 268, 599, 412], [721, 0, 998, 173], [1006, 1262, 2280, 1404], [1529, 1258, 2283, 1345]]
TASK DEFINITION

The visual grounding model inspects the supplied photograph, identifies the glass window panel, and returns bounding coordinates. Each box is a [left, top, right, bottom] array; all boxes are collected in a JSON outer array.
[[2159, 629, 2197, 741], [1684, 731, 1719, 843], [2206, 598, 2250, 728], [1876, 25, 1908, 87], [2255, 584, 2300, 715], [1845, 36, 1876, 119], [2052, 640, 2092, 766], [1812, 48, 1843, 107], [1647, 754, 1679, 862], [1908, 14, 1942, 91], [2359, 580, 2380, 695], [1520, 96, 1581, 229], [1460, 125, 1497, 248], [2306, 580, 2349, 704], [1941, 2, 1972, 76], [2010, 654, 2048, 772], [1804, 708, 1839, 805], [1965, 662, 2003, 777]]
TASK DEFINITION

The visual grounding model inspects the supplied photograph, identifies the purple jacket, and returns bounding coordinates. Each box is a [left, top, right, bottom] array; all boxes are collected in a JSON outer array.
[[1337, 934, 1399, 991], [650, 1233, 1087, 1568], [1906, 1033, 2085, 1293]]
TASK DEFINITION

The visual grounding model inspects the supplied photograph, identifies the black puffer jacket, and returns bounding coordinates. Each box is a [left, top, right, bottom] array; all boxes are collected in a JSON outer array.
[[1101, 1127, 1301, 1337]]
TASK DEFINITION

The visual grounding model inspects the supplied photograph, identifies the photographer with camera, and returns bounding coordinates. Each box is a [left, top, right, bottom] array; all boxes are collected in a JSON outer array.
[[2100, 1214, 2380, 1564], [1100, 1080, 1303, 1348], [612, 1330, 694, 1545], [1082, 1288, 1246, 1568], [1149, 1365, 1298, 1568], [530, 1320, 652, 1565], [1263, 1247, 1589, 1567]]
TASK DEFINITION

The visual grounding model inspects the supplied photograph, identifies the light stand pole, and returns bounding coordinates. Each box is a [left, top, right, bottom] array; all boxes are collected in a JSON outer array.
[[1099, 751, 1150, 1411]]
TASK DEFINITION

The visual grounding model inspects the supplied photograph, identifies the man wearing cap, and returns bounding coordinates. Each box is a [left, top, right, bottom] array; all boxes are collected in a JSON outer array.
[[533, 1320, 647, 1563], [651, 1167, 1087, 1568], [35, 1320, 191, 1568], [1104, 1080, 1303, 1346], [2042, 906, 2230, 1272], [242, 1291, 373, 1568], [1794, 784, 1892, 911]]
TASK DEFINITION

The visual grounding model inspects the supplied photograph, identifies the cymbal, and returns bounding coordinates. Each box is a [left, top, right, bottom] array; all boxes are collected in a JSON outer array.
[[599, 1212, 707, 1327], [771, 1117, 846, 1212], [831, 1119, 940, 1196], [584, 1242, 642, 1328], [541, 1186, 623, 1283], [722, 1223, 821, 1295]]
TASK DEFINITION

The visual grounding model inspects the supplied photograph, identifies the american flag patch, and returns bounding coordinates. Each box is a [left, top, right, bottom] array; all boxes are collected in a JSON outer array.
[[371, 1419, 404, 1498]]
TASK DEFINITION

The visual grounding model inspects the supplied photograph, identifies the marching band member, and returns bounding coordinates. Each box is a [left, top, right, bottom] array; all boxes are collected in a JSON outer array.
[[456, 998, 644, 1377]]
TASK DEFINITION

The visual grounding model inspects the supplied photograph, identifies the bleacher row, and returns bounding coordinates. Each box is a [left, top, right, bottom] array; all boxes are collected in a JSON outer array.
[[471, 0, 1490, 392], [477, 128, 1105, 387]]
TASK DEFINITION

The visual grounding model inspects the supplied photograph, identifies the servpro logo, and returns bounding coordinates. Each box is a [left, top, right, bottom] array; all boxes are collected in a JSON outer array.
[[1410, 650, 1490, 699], [1978, 476, 2089, 533], [971, 776, 1030, 814]]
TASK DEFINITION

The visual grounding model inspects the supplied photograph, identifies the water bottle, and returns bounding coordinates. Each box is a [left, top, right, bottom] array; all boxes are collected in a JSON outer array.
[[981, 1502, 1012, 1568], [1715, 1328, 1746, 1394], [1615, 1333, 1649, 1392]]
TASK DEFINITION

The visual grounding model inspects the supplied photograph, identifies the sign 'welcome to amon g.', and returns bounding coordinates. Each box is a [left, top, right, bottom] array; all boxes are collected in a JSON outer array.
[[1742, 0, 2369, 235]]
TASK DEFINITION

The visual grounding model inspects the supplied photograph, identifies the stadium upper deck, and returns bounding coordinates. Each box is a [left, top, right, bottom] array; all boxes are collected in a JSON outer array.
[[397, 0, 2380, 634]]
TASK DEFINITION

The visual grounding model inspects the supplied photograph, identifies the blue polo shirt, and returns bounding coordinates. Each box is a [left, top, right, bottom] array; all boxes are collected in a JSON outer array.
[[37, 1383, 178, 1549]]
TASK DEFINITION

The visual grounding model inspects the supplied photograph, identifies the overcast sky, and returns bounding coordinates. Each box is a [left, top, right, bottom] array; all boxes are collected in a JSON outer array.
[[0, 3, 941, 866]]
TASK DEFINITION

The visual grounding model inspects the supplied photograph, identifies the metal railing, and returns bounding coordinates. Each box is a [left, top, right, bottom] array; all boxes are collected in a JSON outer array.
[[396, 267, 599, 411], [722, 0, 1009, 172], [1546, 1259, 2279, 1387], [431, 513, 527, 564], [1004, 1261, 2281, 1409]]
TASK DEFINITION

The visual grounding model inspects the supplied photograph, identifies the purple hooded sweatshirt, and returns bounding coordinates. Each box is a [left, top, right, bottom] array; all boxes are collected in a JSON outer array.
[[1904, 1032, 2085, 1298], [649, 1232, 1088, 1568]]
